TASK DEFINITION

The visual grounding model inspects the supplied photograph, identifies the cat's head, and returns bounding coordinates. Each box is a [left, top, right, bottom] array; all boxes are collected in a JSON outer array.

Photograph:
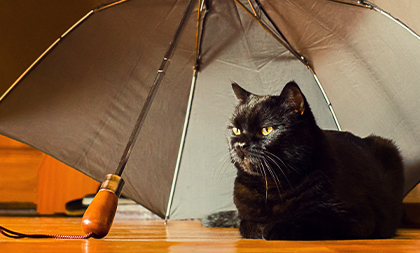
[[229, 81, 316, 177]]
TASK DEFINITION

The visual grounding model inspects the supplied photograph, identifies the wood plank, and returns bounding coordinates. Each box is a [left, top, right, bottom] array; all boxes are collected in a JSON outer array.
[[1, 217, 420, 252]]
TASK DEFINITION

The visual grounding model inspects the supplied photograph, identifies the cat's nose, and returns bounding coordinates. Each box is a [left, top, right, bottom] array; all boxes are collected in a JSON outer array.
[[237, 142, 246, 148], [235, 142, 248, 159], [236, 142, 248, 151]]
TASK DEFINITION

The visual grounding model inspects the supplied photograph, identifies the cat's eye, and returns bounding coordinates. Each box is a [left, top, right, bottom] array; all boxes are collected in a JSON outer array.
[[232, 127, 241, 136], [262, 126, 273, 136]]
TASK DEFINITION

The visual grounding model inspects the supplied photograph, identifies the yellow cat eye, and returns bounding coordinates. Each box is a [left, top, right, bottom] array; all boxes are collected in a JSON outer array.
[[262, 126, 273, 136], [232, 127, 241, 136]]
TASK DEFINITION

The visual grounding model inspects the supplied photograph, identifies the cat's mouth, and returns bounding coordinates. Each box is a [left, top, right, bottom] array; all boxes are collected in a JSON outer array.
[[239, 157, 260, 175]]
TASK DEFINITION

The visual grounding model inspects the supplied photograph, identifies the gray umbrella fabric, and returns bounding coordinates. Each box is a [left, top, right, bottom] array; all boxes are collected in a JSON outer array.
[[0, 0, 419, 219]]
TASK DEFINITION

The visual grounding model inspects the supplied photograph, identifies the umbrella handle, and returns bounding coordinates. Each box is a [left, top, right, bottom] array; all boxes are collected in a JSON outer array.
[[81, 174, 124, 238]]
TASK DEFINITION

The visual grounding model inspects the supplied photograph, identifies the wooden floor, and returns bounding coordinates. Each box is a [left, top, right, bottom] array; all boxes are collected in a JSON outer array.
[[1, 217, 420, 252]]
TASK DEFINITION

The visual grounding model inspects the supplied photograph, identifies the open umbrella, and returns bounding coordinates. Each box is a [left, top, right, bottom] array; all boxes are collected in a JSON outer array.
[[1, 0, 420, 222]]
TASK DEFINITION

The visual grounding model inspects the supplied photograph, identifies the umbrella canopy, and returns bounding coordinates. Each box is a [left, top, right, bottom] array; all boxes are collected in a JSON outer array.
[[1, 0, 419, 219]]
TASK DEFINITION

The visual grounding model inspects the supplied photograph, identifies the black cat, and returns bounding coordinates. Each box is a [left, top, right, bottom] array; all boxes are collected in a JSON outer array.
[[203, 81, 404, 240]]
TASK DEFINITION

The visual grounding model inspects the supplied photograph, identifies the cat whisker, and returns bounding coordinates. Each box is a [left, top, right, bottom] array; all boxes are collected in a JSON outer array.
[[215, 151, 235, 181], [262, 158, 283, 200], [219, 150, 234, 167], [258, 161, 269, 203], [265, 150, 299, 174], [264, 153, 294, 191], [267, 153, 294, 190], [229, 148, 241, 164]]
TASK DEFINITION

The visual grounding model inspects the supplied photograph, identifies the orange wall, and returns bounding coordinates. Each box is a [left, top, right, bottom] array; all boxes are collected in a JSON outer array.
[[37, 155, 100, 214], [0, 136, 42, 204]]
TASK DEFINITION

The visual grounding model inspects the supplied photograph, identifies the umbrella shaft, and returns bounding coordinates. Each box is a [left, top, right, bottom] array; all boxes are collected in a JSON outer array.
[[115, 70, 165, 176], [114, 0, 196, 176]]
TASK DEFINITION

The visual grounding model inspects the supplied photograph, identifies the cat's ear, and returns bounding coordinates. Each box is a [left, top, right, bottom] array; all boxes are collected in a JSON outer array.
[[232, 83, 251, 103], [280, 81, 305, 115]]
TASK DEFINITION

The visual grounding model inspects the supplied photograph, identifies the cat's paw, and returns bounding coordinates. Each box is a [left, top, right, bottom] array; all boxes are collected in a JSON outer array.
[[239, 220, 267, 239], [262, 222, 301, 240]]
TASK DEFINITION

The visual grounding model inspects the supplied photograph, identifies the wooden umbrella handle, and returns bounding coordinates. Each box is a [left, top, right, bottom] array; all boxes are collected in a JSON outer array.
[[81, 174, 124, 238]]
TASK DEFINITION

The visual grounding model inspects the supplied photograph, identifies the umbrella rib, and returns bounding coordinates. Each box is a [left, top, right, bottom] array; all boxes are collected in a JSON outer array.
[[94, 0, 128, 12], [233, 0, 310, 68], [0, 1, 130, 104], [311, 71, 342, 131], [254, 0, 293, 53], [326, 0, 372, 8], [0, 38, 60, 103], [165, 0, 207, 221], [165, 70, 199, 221], [61, 10, 94, 38], [368, 4, 420, 41], [0, 10, 96, 103], [236, 0, 342, 131], [328, 0, 420, 40], [247, 0, 259, 17]]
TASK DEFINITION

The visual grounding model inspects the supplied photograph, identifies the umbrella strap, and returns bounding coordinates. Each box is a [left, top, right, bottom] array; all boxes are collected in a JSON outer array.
[[0, 226, 93, 239]]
